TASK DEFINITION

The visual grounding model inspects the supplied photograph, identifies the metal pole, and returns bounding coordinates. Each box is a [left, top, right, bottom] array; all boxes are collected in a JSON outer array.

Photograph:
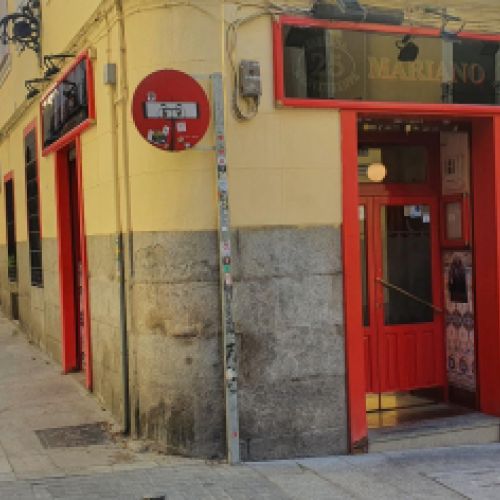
[[211, 73, 240, 465]]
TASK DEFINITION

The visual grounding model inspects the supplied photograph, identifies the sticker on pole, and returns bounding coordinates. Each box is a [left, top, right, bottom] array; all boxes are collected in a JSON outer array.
[[132, 69, 210, 152]]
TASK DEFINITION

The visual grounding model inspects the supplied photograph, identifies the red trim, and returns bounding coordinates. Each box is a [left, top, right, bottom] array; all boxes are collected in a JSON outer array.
[[277, 16, 500, 40], [3, 171, 13, 183], [42, 119, 93, 157], [55, 148, 77, 373], [55, 141, 92, 390], [23, 119, 36, 137], [273, 15, 286, 107], [341, 110, 367, 451], [273, 17, 500, 114], [472, 117, 500, 415], [440, 194, 471, 248], [279, 99, 500, 116], [41, 49, 95, 157]]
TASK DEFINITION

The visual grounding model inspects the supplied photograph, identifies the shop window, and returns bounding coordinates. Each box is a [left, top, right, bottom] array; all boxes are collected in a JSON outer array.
[[24, 129, 43, 286], [280, 24, 499, 105], [4, 176, 17, 282], [41, 53, 95, 154]]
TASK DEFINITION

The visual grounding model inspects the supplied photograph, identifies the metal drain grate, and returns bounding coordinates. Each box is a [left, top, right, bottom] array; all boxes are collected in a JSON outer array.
[[35, 422, 110, 449]]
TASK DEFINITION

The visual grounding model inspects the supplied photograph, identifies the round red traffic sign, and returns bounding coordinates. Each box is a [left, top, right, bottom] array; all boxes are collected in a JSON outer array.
[[132, 69, 210, 152]]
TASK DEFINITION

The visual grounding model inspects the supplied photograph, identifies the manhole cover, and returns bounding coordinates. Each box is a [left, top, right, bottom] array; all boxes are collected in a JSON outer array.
[[35, 422, 110, 448]]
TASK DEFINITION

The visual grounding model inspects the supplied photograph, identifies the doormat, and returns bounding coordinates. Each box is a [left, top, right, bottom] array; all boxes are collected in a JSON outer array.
[[35, 422, 110, 448]]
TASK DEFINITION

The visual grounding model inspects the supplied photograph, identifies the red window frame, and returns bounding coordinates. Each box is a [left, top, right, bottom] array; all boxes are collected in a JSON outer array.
[[41, 50, 96, 157], [273, 16, 500, 115]]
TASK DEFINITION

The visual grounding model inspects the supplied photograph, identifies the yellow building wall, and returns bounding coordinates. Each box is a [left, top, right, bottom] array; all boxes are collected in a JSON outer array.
[[224, 10, 342, 227], [3, 0, 500, 242], [0, 0, 343, 245], [40, 0, 102, 55], [122, 0, 342, 232]]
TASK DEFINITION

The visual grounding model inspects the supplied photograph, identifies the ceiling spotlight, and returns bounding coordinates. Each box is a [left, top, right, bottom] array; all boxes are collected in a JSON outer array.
[[25, 77, 49, 100], [43, 54, 74, 79], [396, 35, 419, 62]]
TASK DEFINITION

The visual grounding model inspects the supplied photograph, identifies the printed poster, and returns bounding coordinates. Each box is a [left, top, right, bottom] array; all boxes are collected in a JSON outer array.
[[443, 251, 475, 392]]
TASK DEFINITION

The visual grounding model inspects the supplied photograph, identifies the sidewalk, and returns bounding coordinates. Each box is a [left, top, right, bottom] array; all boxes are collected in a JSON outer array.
[[0, 314, 195, 480], [1, 312, 500, 499]]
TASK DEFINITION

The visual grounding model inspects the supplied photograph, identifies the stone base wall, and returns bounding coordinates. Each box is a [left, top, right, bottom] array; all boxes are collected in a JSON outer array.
[[0, 226, 347, 461], [130, 226, 346, 460], [233, 226, 347, 460], [131, 231, 225, 458], [0, 240, 61, 363], [86, 235, 124, 422]]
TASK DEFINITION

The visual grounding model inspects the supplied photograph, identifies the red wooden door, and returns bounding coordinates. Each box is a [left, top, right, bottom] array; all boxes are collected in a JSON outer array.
[[362, 196, 445, 393]]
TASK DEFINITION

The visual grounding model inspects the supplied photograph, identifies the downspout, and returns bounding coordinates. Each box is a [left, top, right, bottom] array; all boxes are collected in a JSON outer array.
[[111, 0, 133, 434]]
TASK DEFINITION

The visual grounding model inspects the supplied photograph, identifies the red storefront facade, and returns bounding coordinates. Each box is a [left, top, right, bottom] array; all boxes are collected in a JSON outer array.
[[274, 15, 500, 452]]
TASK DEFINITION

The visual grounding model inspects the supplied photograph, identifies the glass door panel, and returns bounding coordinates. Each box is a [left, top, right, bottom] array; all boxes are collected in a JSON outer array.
[[381, 204, 433, 325]]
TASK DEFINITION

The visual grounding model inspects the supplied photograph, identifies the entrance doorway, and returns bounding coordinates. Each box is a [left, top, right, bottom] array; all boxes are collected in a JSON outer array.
[[67, 146, 85, 371], [55, 139, 92, 389], [360, 197, 443, 393], [357, 121, 475, 430], [342, 110, 500, 453]]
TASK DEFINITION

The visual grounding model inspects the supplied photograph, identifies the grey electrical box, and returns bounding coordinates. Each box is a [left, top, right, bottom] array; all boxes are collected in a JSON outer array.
[[103, 63, 117, 85], [239, 60, 261, 98]]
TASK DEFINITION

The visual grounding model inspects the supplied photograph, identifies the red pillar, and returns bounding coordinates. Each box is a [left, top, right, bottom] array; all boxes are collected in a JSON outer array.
[[341, 110, 368, 451], [473, 116, 500, 416]]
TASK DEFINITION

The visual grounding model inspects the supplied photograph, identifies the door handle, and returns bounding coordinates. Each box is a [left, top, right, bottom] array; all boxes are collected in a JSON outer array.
[[376, 277, 443, 313]]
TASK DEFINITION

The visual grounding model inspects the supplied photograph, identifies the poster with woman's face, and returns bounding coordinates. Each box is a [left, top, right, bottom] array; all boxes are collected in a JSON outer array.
[[448, 256, 468, 303], [443, 251, 475, 392]]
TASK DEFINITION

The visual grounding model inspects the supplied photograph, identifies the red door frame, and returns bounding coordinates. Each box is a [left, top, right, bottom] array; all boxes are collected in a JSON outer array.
[[55, 136, 92, 390], [359, 132, 444, 395], [343, 112, 500, 451]]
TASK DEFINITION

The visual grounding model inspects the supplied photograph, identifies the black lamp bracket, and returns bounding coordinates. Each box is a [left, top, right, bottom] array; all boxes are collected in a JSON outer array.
[[0, 0, 40, 54], [25, 76, 49, 99], [43, 54, 75, 78]]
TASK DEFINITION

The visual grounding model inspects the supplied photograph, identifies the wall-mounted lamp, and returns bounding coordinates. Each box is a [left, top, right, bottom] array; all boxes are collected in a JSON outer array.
[[367, 162, 387, 182], [43, 54, 74, 78], [396, 35, 419, 62], [0, 0, 40, 54], [25, 77, 49, 99]]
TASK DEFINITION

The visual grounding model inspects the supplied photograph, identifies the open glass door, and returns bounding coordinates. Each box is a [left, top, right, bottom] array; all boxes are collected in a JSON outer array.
[[363, 197, 445, 415], [375, 199, 444, 393]]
